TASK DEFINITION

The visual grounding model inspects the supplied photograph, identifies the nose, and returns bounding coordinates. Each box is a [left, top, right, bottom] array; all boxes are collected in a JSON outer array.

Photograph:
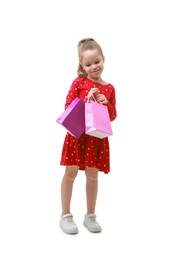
[[92, 64, 97, 70]]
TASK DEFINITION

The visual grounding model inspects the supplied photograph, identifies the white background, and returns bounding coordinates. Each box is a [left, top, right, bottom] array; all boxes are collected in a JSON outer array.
[[0, 0, 173, 259]]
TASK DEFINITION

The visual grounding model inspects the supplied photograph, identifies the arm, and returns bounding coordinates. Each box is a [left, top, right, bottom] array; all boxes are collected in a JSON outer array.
[[107, 87, 117, 121], [65, 78, 80, 109], [95, 87, 117, 121]]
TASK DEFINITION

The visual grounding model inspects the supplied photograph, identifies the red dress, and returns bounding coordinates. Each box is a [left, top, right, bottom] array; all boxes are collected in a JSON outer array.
[[60, 77, 117, 174]]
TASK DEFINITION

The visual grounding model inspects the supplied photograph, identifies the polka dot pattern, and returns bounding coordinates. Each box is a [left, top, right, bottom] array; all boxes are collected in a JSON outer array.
[[60, 77, 117, 174]]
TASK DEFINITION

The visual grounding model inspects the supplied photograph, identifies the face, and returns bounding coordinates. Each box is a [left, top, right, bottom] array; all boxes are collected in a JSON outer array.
[[81, 49, 104, 81]]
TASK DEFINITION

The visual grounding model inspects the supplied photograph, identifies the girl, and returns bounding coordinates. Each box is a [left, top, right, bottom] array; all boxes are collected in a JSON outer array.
[[59, 38, 117, 234]]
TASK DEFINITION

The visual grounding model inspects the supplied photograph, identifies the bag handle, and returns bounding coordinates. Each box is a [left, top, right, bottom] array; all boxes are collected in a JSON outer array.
[[86, 88, 98, 103]]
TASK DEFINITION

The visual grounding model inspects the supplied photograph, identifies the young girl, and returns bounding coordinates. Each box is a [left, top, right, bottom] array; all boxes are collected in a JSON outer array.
[[59, 38, 117, 234]]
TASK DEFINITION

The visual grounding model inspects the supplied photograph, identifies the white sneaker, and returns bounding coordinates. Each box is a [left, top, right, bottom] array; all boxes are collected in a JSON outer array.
[[60, 213, 78, 234], [83, 213, 102, 233]]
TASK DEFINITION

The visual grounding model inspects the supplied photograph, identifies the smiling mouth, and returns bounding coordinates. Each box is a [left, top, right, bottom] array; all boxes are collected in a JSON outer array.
[[92, 69, 100, 73]]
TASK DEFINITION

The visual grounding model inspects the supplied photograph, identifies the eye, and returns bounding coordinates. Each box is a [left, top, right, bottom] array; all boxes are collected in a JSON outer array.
[[86, 64, 91, 67], [95, 60, 100, 64]]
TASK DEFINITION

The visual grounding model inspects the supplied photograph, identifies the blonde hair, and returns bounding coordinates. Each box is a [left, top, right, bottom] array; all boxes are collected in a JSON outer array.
[[77, 38, 104, 78]]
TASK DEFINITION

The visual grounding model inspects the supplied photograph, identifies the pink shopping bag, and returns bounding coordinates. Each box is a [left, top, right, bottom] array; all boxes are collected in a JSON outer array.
[[56, 97, 85, 138], [85, 100, 113, 139]]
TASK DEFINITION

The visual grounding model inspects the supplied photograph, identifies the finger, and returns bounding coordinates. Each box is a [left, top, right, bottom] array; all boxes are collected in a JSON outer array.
[[96, 95, 104, 101], [96, 95, 108, 104], [95, 94, 103, 100]]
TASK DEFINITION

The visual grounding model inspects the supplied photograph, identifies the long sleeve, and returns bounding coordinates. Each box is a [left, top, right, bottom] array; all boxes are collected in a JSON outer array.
[[65, 78, 80, 109], [107, 87, 117, 121]]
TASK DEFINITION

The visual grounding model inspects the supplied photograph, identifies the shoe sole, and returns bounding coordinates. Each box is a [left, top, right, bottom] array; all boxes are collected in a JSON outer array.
[[59, 223, 78, 235], [83, 221, 102, 233]]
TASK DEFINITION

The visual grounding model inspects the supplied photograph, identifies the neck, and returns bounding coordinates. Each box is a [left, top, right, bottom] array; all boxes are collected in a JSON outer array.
[[88, 76, 104, 84]]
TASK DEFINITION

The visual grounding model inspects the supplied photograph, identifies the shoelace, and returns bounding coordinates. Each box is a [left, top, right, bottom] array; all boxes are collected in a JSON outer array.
[[67, 216, 73, 222], [88, 216, 97, 223]]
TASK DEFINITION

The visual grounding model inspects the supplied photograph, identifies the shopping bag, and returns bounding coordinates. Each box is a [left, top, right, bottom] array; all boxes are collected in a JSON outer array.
[[85, 100, 113, 139], [56, 97, 85, 138]]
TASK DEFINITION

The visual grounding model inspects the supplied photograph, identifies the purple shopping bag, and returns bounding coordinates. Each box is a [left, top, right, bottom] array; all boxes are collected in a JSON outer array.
[[56, 97, 85, 138], [85, 101, 113, 139]]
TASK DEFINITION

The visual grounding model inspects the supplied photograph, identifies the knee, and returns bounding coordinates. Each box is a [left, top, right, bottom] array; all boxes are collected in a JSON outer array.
[[85, 168, 98, 182], [64, 166, 78, 181]]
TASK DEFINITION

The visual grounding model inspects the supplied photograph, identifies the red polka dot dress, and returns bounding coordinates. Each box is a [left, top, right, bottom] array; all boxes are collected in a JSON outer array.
[[60, 77, 117, 174]]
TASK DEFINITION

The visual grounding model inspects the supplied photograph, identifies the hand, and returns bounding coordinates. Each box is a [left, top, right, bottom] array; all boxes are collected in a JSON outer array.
[[95, 94, 108, 104], [89, 88, 99, 96], [88, 88, 99, 101]]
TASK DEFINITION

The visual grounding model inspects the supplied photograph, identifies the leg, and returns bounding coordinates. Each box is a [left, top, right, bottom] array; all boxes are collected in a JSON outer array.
[[61, 165, 79, 215], [84, 167, 101, 232], [85, 167, 98, 214]]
